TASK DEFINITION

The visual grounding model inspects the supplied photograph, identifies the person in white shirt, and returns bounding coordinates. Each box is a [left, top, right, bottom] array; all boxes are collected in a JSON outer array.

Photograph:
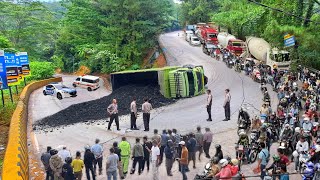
[[146, 140, 160, 180], [206, 90, 212, 121], [58, 146, 71, 162], [293, 136, 309, 172], [130, 97, 138, 130], [223, 89, 231, 121]]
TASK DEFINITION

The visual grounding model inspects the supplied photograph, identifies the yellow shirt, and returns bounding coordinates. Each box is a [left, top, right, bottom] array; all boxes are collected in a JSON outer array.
[[71, 159, 84, 172]]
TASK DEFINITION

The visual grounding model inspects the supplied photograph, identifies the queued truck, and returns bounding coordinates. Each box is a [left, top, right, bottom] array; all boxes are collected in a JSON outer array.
[[217, 32, 246, 56], [196, 25, 219, 44], [111, 65, 207, 98], [240, 36, 291, 70]]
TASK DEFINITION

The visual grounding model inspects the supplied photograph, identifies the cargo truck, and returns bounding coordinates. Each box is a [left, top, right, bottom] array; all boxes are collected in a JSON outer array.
[[217, 32, 245, 56], [196, 26, 219, 44], [241, 36, 291, 70], [111, 65, 207, 98]]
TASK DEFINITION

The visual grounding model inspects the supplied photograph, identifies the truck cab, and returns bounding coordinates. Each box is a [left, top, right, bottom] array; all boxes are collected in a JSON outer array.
[[266, 48, 291, 71], [227, 39, 245, 56], [197, 26, 218, 44]]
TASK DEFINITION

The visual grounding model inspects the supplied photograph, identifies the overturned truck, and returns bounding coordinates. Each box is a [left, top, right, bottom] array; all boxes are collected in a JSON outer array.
[[111, 65, 207, 98]]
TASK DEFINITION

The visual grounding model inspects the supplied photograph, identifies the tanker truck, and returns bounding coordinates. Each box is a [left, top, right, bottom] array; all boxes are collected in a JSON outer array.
[[241, 36, 291, 70], [217, 32, 245, 56]]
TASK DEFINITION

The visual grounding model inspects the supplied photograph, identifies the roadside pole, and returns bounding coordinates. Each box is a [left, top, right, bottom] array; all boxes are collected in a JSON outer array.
[[1, 89, 4, 107], [15, 85, 18, 95], [24, 78, 27, 86], [9, 86, 13, 103]]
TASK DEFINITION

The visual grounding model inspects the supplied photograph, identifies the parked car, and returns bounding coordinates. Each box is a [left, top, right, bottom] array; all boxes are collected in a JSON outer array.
[[73, 75, 100, 91], [43, 83, 77, 100], [190, 35, 201, 46]]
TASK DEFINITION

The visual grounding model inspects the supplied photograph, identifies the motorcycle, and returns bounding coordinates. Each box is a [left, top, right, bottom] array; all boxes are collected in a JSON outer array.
[[248, 141, 260, 163], [279, 138, 292, 155], [293, 151, 311, 173]]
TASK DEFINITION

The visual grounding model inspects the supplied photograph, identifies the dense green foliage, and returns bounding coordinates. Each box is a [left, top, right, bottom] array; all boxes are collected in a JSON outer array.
[[27, 61, 55, 80], [180, 0, 320, 69]]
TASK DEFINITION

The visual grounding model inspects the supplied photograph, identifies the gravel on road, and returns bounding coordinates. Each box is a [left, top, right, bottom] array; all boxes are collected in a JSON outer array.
[[33, 84, 175, 129]]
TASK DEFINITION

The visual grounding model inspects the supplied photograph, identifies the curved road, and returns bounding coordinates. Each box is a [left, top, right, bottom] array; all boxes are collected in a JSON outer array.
[[29, 32, 277, 179]]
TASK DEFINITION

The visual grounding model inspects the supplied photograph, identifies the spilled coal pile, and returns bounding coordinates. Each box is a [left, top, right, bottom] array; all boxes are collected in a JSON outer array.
[[33, 85, 175, 129]]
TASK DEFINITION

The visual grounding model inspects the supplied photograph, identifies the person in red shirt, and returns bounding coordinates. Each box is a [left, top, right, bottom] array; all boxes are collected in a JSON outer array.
[[215, 159, 232, 180], [277, 148, 290, 166], [229, 159, 239, 176]]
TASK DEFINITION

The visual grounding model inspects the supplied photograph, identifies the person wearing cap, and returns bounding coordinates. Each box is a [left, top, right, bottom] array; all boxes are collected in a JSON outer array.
[[178, 141, 188, 180], [164, 140, 174, 176], [302, 117, 312, 132], [84, 147, 96, 180], [215, 159, 232, 180], [58, 146, 71, 163], [203, 127, 213, 158], [223, 89, 231, 121], [91, 139, 103, 175]]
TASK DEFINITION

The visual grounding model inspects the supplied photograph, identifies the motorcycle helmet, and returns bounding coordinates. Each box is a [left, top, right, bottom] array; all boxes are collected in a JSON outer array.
[[49, 149, 58, 156], [272, 154, 280, 162], [295, 127, 301, 133], [231, 159, 239, 166], [315, 163, 320, 171], [219, 159, 228, 167], [306, 162, 315, 169], [285, 124, 290, 128], [303, 133, 309, 138], [215, 144, 221, 149], [211, 157, 220, 164], [65, 157, 72, 164]]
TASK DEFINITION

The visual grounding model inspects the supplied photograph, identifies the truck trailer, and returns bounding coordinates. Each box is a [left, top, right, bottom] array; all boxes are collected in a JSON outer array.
[[111, 65, 207, 99]]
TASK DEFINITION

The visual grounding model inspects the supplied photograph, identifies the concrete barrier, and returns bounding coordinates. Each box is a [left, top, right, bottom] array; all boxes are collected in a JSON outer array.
[[1, 77, 62, 180]]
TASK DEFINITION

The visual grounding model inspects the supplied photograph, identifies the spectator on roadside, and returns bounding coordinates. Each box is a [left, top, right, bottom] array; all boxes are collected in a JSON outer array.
[[106, 148, 119, 180], [160, 129, 169, 164], [130, 138, 144, 175], [146, 140, 160, 180], [179, 141, 188, 180], [119, 137, 131, 176], [41, 146, 54, 180], [113, 142, 124, 179], [142, 98, 152, 131], [203, 127, 213, 158], [223, 89, 231, 121], [91, 139, 103, 175], [130, 97, 138, 130], [255, 143, 269, 179], [84, 146, 95, 180], [58, 146, 71, 163], [62, 157, 74, 180], [195, 126, 204, 161], [206, 89, 213, 121], [152, 129, 162, 147], [187, 133, 197, 169], [141, 136, 152, 172], [107, 99, 120, 131], [72, 151, 84, 180], [49, 149, 64, 180], [164, 140, 174, 176], [172, 129, 181, 151], [168, 129, 175, 144]]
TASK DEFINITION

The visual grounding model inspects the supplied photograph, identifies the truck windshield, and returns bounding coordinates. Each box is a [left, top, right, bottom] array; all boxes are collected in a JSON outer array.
[[192, 38, 199, 41], [274, 53, 290, 62], [208, 34, 217, 38], [232, 42, 242, 47]]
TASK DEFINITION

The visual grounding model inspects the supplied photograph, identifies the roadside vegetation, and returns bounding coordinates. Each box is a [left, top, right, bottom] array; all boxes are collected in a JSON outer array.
[[179, 0, 320, 69]]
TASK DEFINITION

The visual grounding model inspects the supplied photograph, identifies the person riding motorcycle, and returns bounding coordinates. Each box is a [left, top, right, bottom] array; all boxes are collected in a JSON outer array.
[[206, 157, 220, 178], [308, 146, 320, 164], [215, 159, 232, 180], [251, 116, 262, 131], [236, 130, 250, 161], [302, 117, 313, 132], [238, 107, 251, 129], [281, 124, 293, 140]]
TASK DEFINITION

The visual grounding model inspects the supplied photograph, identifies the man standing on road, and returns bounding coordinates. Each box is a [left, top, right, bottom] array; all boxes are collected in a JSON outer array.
[[178, 141, 188, 180], [84, 147, 96, 180], [164, 140, 174, 176], [203, 128, 213, 159], [142, 98, 152, 131], [71, 151, 84, 180], [160, 129, 169, 164], [187, 133, 197, 169], [195, 127, 204, 161], [113, 142, 124, 179], [142, 136, 152, 172], [256, 143, 269, 179], [107, 99, 120, 131], [152, 129, 162, 147], [58, 146, 71, 163], [130, 138, 144, 175], [223, 89, 231, 121], [147, 140, 160, 180], [91, 139, 103, 175], [119, 137, 131, 176], [41, 146, 54, 180], [206, 90, 213, 121], [130, 97, 138, 130]]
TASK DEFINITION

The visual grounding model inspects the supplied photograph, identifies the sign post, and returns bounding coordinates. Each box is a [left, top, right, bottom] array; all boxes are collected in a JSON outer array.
[[19, 52, 30, 86], [284, 34, 295, 47], [4, 52, 20, 87]]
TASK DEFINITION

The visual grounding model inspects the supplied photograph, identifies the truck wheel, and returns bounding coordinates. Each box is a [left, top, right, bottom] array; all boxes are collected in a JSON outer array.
[[57, 93, 63, 100], [87, 87, 92, 91], [73, 84, 76, 87], [43, 90, 47, 96]]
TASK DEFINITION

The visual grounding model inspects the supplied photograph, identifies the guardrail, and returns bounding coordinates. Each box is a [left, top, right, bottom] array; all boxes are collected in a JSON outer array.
[[1, 77, 62, 180]]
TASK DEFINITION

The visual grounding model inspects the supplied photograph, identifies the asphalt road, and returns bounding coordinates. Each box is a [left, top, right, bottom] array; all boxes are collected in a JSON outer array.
[[28, 32, 291, 179]]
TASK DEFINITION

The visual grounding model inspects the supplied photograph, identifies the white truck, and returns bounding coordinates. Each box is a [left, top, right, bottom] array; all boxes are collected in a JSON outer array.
[[241, 36, 291, 70]]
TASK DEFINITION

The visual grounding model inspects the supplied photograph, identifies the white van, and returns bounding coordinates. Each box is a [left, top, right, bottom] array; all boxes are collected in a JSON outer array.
[[73, 75, 100, 91]]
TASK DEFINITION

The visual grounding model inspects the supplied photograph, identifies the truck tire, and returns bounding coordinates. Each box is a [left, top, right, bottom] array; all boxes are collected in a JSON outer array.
[[87, 87, 92, 91]]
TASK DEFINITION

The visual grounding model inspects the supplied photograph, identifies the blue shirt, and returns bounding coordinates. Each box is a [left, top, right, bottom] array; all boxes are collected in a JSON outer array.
[[91, 144, 103, 158], [187, 138, 197, 152], [280, 173, 289, 180], [258, 149, 269, 165]]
